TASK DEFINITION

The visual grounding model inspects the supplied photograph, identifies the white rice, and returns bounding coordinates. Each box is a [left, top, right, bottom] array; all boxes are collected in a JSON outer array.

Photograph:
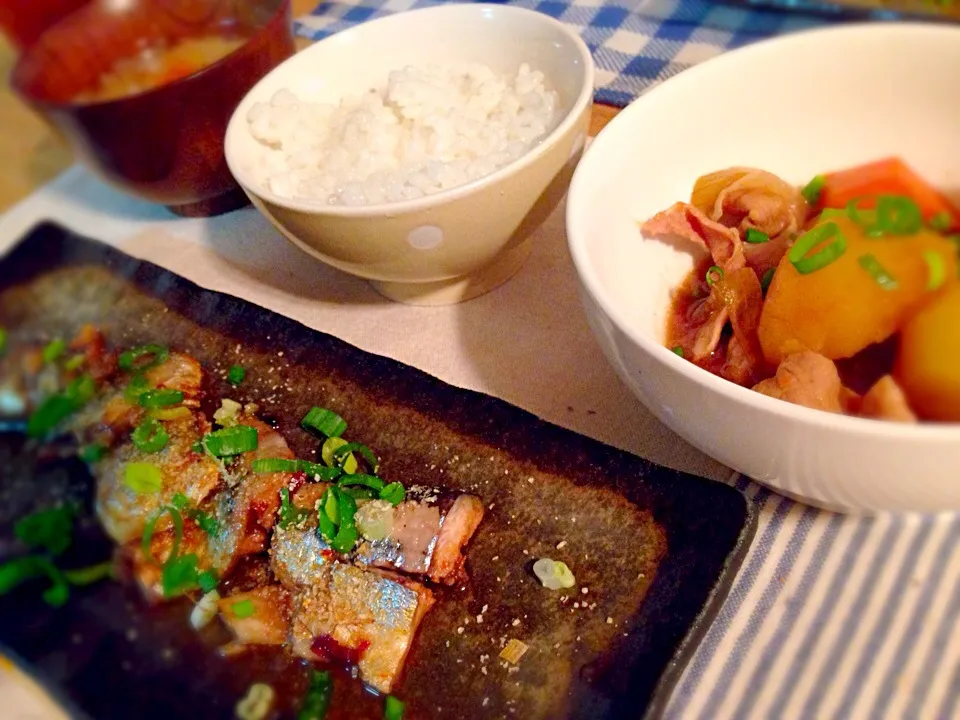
[[246, 62, 560, 207]]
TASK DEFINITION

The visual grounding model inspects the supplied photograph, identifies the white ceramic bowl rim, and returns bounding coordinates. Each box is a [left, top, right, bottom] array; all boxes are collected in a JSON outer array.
[[224, 3, 594, 217], [567, 21, 960, 444]]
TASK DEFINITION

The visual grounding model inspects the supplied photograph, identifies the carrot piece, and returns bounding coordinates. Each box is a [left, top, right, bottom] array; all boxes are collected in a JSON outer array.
[[816, 157, 960, 231]]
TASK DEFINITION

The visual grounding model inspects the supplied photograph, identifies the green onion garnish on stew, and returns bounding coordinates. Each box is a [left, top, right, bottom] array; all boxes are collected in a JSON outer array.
[[801, 174, 826, 205], [923, 251, 947, 291], [671, 346, 684, 357], [760, 267, 776, 294], [42, 338, 66, 364], [338, 474, 385, 492], [317, 486, 359, 554], [321, 437, 358, 474], [818, 208, 846, 221], [232, 599, 256, 618], [789, 222, 847, 275], [119, 344, 169, 372], [63, 561, 114, 586], [198, 570, 219, 593], [0, 555, 70, 607], [332, 442, 379, 473], [124, 462, 164, 495], [79, 444, 107, 464], [132, 417, 170, 453], [298, 669, 333, 720], [64, 353, 86, 372], [384, 695, 405, 720], [201, 425, 259, 457], [162, 553, 203, 598], [705, 265, 724, 286], [124, 373, 152, 403], [929, 211, 952, 232], [15, 505, 76, 556], [875, 195, 923, 236], [139, 388, 184, 409], [171, 493, 219, 536], [227, 365, 246, 386], [379, 482, 406, 507], [301, 407, 347, 438], [142, 506, 183, 565], [745, 228, 769, 244], [279, 487, 311, 529], [857, 254, 899, 290], [26, 375, 96, 438], [250, 457, 342, 480]]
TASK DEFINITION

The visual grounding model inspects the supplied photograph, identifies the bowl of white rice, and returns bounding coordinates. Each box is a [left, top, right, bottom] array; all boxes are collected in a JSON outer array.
[[224, 3, 593, 304]]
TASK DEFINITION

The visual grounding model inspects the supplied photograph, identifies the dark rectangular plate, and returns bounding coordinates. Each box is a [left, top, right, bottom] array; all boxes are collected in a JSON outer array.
[[0, 222, 755, 720]]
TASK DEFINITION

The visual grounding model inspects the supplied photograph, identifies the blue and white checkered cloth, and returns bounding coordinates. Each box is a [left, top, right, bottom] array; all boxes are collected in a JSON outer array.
[[293, 0, 828, 106]]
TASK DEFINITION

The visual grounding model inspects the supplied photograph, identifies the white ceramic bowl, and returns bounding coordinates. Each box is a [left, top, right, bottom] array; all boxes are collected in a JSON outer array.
[[566, 23, 960, 514], [225, 3, 593, 305]]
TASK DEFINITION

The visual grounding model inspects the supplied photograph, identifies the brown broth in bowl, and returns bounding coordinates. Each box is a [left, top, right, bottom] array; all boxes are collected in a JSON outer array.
[[74, 35, 245, 103]]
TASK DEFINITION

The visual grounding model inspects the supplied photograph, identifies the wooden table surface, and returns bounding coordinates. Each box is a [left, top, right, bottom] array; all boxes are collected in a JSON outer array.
[[0, 1, 618, 214]]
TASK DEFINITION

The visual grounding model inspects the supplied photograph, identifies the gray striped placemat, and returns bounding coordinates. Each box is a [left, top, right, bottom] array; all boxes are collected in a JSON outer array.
[[666, 475, 960, 719]]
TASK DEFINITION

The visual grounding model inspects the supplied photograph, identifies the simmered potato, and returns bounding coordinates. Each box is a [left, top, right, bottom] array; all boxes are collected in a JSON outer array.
[[758, 215, 958, 365], [895, 282, 960, 421]]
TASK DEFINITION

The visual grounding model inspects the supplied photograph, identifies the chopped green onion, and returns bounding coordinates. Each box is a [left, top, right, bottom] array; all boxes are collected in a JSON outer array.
[[818, 208, 847, 220], [236, 683, 275, 720], [63, 561, 114, 586], [171, 493, 218, 535], [801, 174, 826, 205], [42, 338, 66, 364], [384, 696, 405, 720], [317, 486, 359, 554], [532, 557, 576, 590], [279, 487, 311, 529], [232, 599, 256, 618], [876, 195, 923, 235], [857, 254, 899, 290], [745, 228, 769, 244], [789, 222, 847, 275], [321, 437, 358, 474], [298, 669, 332, 720], [64, 353, 86, 372], [338, 474, 385, 491], [161, 553, 202, 598], [124, 373, 152, 403], [340, 486, 378, 500], [924, 251, 947, 291], [201, 425, 259, 457], [79, 444, 107, 464], [0, 555, 69, 606], [142, 506, 184, 565], [139, 388, 184, 409], [301, 407, 347, 438], [198, 570, 219, 593], [150, 406, 191, 421], [227, 365, 246, 386], [705, 265, 724, 286], [124, 462, 163, 494], [379, 482, 405, 507], [0, 328, 6, 355], [250, 457, 342, 480], [930, 211, 953, 232], [119, 344, 169, 372], [132, 417, 170, 453], [26, 374, 95, 438], [671, 346, 684, 357], [760, 267, 776, 294], [333, 443, 379, 473], [15, 505, 76, 556]]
